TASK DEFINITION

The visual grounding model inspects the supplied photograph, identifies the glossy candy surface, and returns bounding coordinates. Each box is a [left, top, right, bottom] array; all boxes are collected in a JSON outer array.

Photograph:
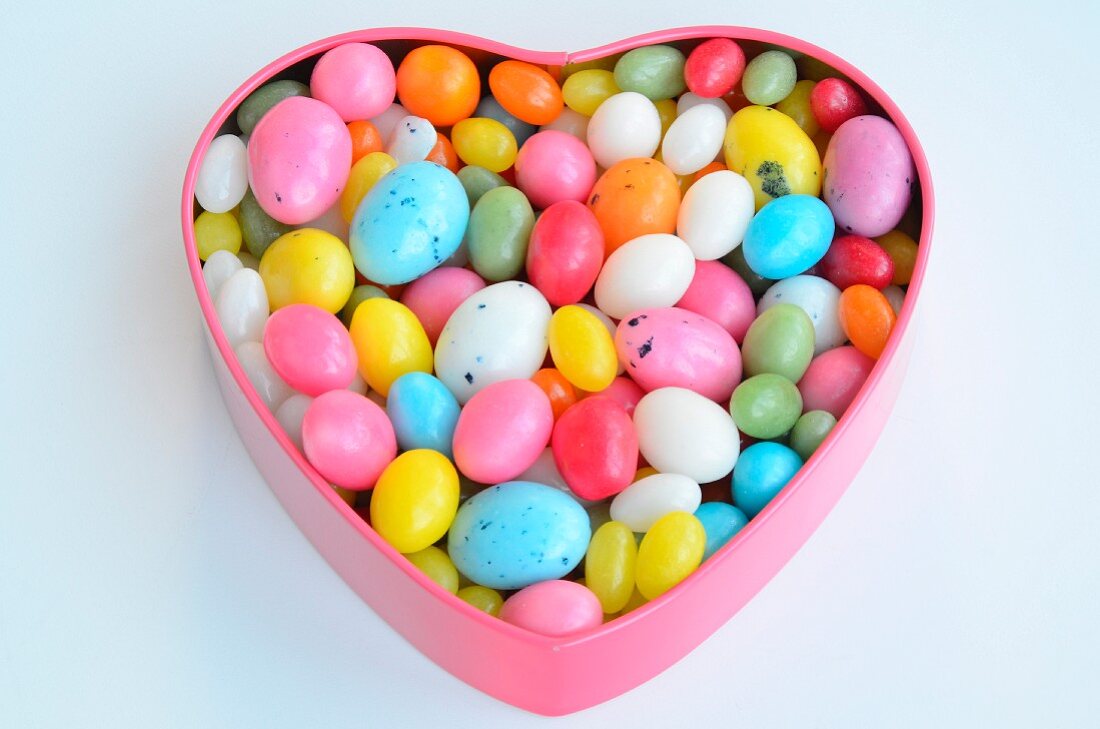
[[684, 38, 745, 98], [742, 194, 834, 279], [594, 233, 695, 319], [499, 580, 603, 636], [195, 135, 248, 214], [552, 396, 638, 501], [729, 372, 803, 440], [386, 372, 461, 457], [585, 521, 638, 613], [453, 379, 553, 484], [586, 93, 662, 170], [741, 303, 815, 382], [349, 298, 432, 396], [724, 105, 821, 210], [676, 169, 754, 260], [301, 389, 396, 490], [633, 387, 740, 483], [370, 449, 459, 554], [823, 116, 915, 237], [310, 42, 396, 122], [489, 60, 564, 126], [524, 200, 604, 306], [451, 117, 518, 173], [399, 267, 486, 346], [263, 304, 357, 396], [732, 442, 803, 517], [588, 158, 680, 255], [396, 45, 480, 126], [838, 284, 896, 359], [635, 512, 705, 600], [757, 275, 844, 355], [514, 130, 597, 210], [818, 234, 895, 290], [466, 186, 535, 282], [675, 260, 756, 344], [694, 502, 748, 561]]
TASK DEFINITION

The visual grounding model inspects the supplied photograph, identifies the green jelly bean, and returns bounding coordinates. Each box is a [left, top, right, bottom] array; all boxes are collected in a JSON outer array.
[[457, 165, 508, 207], [613, 45, 687, 101], [729, 373, 803, 440], [341, 284, 390, 326], [239, 187, 292, 259], [723, 245, 774, 299], [466, 186, 535, 282], [236, 80, 310, 135], [742, 50, 797, 106], [741, 303, 815, 382], [789, 410, 837, 461]]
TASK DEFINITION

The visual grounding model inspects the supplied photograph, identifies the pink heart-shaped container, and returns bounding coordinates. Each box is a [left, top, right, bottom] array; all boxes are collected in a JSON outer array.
[[182, 26, 933, 716]]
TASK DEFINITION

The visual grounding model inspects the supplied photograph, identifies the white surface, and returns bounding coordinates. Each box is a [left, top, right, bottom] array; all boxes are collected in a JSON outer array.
[[1, 2, 1097, 726]]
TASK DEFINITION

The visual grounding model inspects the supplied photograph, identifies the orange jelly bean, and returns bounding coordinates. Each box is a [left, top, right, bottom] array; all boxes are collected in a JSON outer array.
[[838, 284, 896, 359], [692, 161, 726, 184], [488, 60, 564, 126], [426, 132, 461, 172], [396, 45, 480, 126], [347, 120, 383, 163], [588, 157, 681, 256], [531, 368, 579, 421]]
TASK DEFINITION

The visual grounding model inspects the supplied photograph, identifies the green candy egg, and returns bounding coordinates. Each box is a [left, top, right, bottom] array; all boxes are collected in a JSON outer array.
[[723, 245, 774, 298], [741, 303, 815, 382], [742, 50, 797, 106], [466, 186, 535, 282], [236, 80, 310, 135], [457, 165, 508, 207], [613, 45, 687, 101], [341, 284, 390, 326], [729, 373, 803, 440], [788, 410, 837, 460], [239, 187, 293, 258]]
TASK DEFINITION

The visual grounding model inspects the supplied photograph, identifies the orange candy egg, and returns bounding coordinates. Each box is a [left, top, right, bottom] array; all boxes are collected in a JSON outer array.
[[396, 45, 480, 126], [426, 132, 461, 172], [838, 284, 896, 359], [531, 368, 579, 421], [488, 60, 564, 126], [692, 161, 726, 184], [587, 158, 681, 256], [347, 120, 383, 163]]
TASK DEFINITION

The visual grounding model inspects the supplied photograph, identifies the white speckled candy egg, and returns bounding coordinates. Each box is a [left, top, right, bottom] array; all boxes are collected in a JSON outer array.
[[758, 275, 845, 355], [235, 341, 293, 411], [661, 104, 727, 176], [586, 91, 662, 169], [435, 281, 551, 403], [594, 234, 696, 319], [202, 249, 243, 300], [215, 268, 269, 347], [676, 170, 755, 260], [386, 115, 436, 165], [195, 134, 248, 213], [633, 387, 740, 483], [610, 473, 702, 532]]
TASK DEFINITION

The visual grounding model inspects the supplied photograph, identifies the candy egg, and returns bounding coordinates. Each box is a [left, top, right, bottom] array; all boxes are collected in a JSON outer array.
[[530, 369, 579, 422], [515, 447, 600, 507], [591, 376, 645, 416], [594, 233, 695, 319], [810, 78, 868, 133], [215, 268, 269, 347], [741, 303, 816, 382], [633, 387, 740, 483], [466, 186, 535, 282], [235, 341, 293, 411], [398, 266, 486, 346], [729, 373, 803, 439], [838, 284, 896, 359], [474, 95, 538, 147], [301, 389, 396, 490], [239, 188, 293, 258], [396, 45, 480, 127], [310, 42, 396, 122], [562, 69, 620, 116], [341, 284, 389, 325], [548, 305, 617, 392], [488, 60, 564, 126], [369, 102, 410, 141], [348, 119, 384, 163], [370, 449, 459, 554], [540, 106, 590, 141], [635, 511, 705, 600], [456, 585, 504, 616], [724, 105, 822, 210], [817, 234, 895, 290], [613, 45, 686, 101], [451, 117, 518, 173], [586, 92, 662, 169], [660, 104, 727, 176], [457, 165, 508, 206], [349, 298, 432, 397], [610, 473, 702, 532], [675, 260, 756, 344], [789, 409, 837, 460], [741, 50, 797, 106], [386, 372, 461, 458], [757, 275, 845, 355], [263, 303, 357, 396], [385, 115, 437, 165], [774, 80, 820, 137], [339, 151, 398, 223], [585, 521, 638, 613], [588, 157, 681, 255], [694, 502, 749, 561], [524, 200, 604, 307], [196, 134, 248, 214], [676, 169, 755, 260], [514, 130, 597, 210], [875, 229, 919, 285], [796, 346, 874, 418], [452, 379, 553, 484], [732, 442, 804, 517], [259, 228, 355, 313], [406, 545, 460, 593], [499, 580, 602, 636], [236, 80, 310, 136], [194, 211, 242, 261], [202, 249, 243, 301], [676, 92, 734, 122], [742, 194, 834, 279], [552, 396, 638, 501], [274, 393, 313, 450], [684, 38, 745, 98]]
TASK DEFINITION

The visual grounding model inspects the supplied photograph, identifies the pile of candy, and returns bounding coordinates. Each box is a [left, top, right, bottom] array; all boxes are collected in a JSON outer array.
[[194, 37, 918, 637]]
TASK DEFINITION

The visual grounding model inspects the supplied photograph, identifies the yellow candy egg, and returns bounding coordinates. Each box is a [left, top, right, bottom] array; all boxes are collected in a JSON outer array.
[[339, 151, 398, 223], [370, 450, 459, 554], [258, 228, 355, 313], [562, 69, 620, 117], [405, 545, 459, 594], [635, 511, 705, 600], [724, 105, 822, 210], [548, 305, 617, 392], [774, 79, 820, 138], [633, 466, 658, 482], [874, 229, 919, 285], [654, 98, 678, 138], [585, 521, 638, 614], [560, 54, 621, 79], [451, 117, 518, 173], [194, 211, 242, 260], [349, 298, 433, 396], [456, 585, 504, 616]]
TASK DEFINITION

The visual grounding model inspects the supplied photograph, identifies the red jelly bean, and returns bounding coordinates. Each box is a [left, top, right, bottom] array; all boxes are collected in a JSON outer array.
[[818, 234, 895, 290], [810, 78, 868, 133], [587, 376, 645, 416], [551, 396, 638, 501], [525, 200, 604, 306], [684, 38, 746, 98]]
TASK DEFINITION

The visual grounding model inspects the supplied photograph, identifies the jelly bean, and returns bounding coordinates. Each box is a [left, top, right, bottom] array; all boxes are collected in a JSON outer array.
[[434, 281, 551, 403], [548, 306, 617, 392], [684, 38, 745, 98], [531, 368, 579, 422], [573, 304, 623, 372], [515, 447, 599, 507], [586, 93, 662, 169], [585, 521, 638, 613], [425, 132, 459, 172], [797, 346, 875, 418], [722, 244, 774, 298], [818, 234, 895, 290], [339, 151, 398, 223], [349, 297, 432, 396], [236, 80, 310, 135], [348, 119, 384, 163], [453, 379, 553, 483], [488, 60, 564, 126], [652, 99, 676, 139], [235, 340, 293, 411], [875, 229, 919, 285], [838, 284, 896, 359], [539, 106, 590, 142], [451, 117, 518, 173], [661, 104, 727, 176], [774, 79, 820, 137], [350, 161, 469, 285], [613, 45, 686, 101], [368, 102, 409, 141], [560, 54, 621, 78], [524, 200, 603, 306], [741, 303, 815, 382], [474, 95, 538, 147], [247, 97, 352, 224], [609, 587, 649, 618], [758, 275, 845, 355], [610, 473, 701, 533], [396, 45, 479, 127], [238, 251, 260, 270], [239, 187, 292, 258], [694, 502, 748, 560], [562, 69, 620, 116], [742, 50, 797, 106], [340, 283, 389, 326], [742, 194, 834, 279], [259, 228, 354, 313], [615, 307, 741, 402], [456, 165, 508, 207], [823, 116, 915, 237], [634, 387, 740, 483], [882, 285, 905, 315], [371, 449, 459, 553], [635, 511, 705, 600], [274, 392, 313, 450], [448, 481, 590, 589], [405, 545, 459, 594], [732, 442, 803, 517], [385, 115, 436, 165], [514, 130, 597, 210], [202, 249, 243, 301], [677, 169, 754, 260], [310, 43, 396, 122], [552, 396, 638, 500], [385, 372, 460, 457], [215, 268, 269, 347], [467, 186, 535, 282], [724, 106, 822, 210], [729, 373, 803, 440], [456, 585, 504, 616], [196, 134, 248, 214], [676, 92, 733, 122], [194, 211, 242, 260], [301, 389, 396, 490], [675, 260, 756, 344], [593, 375, 646, 416], [810, 78, 868, 133], [263, 304, 357, 396], [594, 233, 695, 319], [499, 580, 602, 636], [788, 409, 837, 461], [399, 266, 485, 345]]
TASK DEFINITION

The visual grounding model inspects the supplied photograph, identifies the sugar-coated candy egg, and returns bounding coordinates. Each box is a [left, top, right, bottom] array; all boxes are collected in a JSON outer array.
[[552, 396, 638, 501], [797, 345, 874, 418], [732, 442, 803, 517], [823, 116, 915, 237], [274, 393, 313, 450], [239, 188, 292, 258], [635, 511, 705, 600], [661, 104, 727, 176], [488, 60, 564, 126], [405, 545, 459, 593], [875, 230, 919, 285], [196, 134, 248, 214], [742, 50, 797, 106], [613, 45, 686, 102], [724, 106, 822, 210], [215, 268, 269, 347], [348, 119, 384, 163], [499, 580, 603, 636], [694, 502, 748, 561], [675, 260, 756, 344], [474, 95, 538, 147], [592, 376, 645, 416], [385, 115, 436, 165], [676, 169, 754, 260], [524, 200, 604, 307], [539, 106, 590, 141], [789, 409, 837, 460], [466, 186, 535, 282], [339, 151, 398, 223], [741, 303, 816, 382], [369, 102, 409, 141], [742, 194, 834, 279], [774, 80, 820, 138], [610, 473, 702, 533], [236, 80, 310, 136], [202, 249, 243, 301], [588, 158, 681, 255], [818, 234, 895, 290], [457, 165, 508, 206], [370, 449, 459, 554], [235, 341, 293, 411], [349, 298, 432, 396], [310, 43, 396, 123], [676, 92, 734, 122], [514, 130, 597, 210], [263, 304, 357, 396], [634, 387, 741, 483], [194, 211, 242, 261], [585, 521, 637, 613], [386, 372, 460, 458], [729, 373, 803, 439], [594, 233, 695, 319], [586, 92, 662, 169], [456, 585, 504, 616], [399, 266, 486, 345], [574, 304, 624, 374], [448, 481, 591, 590], [548, 306, 617, 393], [396, 46, 480, 127], [259, 228, 354, 313], [758, 275, 845, 355], [451, 117, 518, 173], [301, 389, 396, 490], [452, 379, 553, 484], [810, 78, 868, 134], [562, 69, 620, 116], [684, 38, 745, 98], [838, 284, 896, 359]]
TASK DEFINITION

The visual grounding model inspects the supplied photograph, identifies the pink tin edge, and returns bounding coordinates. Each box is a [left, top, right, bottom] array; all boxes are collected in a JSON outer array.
[[181, 26, 933, 649]]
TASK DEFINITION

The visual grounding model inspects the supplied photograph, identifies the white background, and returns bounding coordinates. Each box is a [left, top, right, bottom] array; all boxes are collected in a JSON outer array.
[[2, 1, 1097, 726]]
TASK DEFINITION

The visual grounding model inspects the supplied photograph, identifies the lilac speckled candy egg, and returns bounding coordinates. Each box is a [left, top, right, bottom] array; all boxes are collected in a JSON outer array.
[[247, 96, 352, 225], [614, 307, 741, 402], [823, 115, 916, 237]]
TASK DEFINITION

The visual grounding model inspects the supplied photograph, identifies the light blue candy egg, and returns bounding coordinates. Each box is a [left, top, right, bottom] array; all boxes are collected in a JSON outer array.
[[474, 96, 538, 146], [386, 372, 460, 458], [742, 194, 834, 279], [349, 161, 469, 285], [732, 442, 804, 518], [447, 481, 591, 590], [694, 502, 749, 561]]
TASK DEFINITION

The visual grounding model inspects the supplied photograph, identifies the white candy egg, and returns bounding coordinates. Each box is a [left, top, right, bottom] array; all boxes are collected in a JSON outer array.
[[676, 170, 755, 260], [586, 92, 661, 169], [214, 268, 268, 347], [594, 233, 696, 319], [660, 104, 727, 176], [235, 341, 293, 411], [275, 393, 314, 449], [610, 473, 702, 532], [195, 134, 248, 213], [633, 387, 740, 483], [202, 249, 243, 300], [540, 107, 590, 142], [369, 102, 409, 141], [386, 115, 436, 165]]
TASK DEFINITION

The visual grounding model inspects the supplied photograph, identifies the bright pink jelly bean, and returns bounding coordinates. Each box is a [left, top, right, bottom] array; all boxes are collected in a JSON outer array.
[[514, 130, 597, 210], [525, 200, 604, 307], [552, 396, 638, 501], [263, 303, 358, 396], [399, 267, 487, 346], [452, 379, 553, 484], [810, 78, 868, 133], [499, 580, 603, 636], [817, 234, 895, 290], [684, 38, 746, 98], [675, 260, 756, 344], [797, 345, 875, 418], [301, 390, 396, 490], [588, 375, 645, 416], [310, 42, 397, 123]]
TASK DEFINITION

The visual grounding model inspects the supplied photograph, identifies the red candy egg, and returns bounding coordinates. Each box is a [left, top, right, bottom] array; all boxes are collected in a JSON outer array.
[[684, 38, 746, 98], [552, 397, 638, 501], [525, 200, 604, 306], [817, 235, 896, 290], [810, 78, 869, 133]]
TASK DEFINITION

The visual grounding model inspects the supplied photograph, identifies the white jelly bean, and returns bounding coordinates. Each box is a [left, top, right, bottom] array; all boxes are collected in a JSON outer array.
[[610, 473, 702, 532], [758, 275, 845, 355], [275, 393, 313, 449], [346, 370, 369, 396], [661, 104, 727, 176], [586, 92, 661, 169], [633, 387, 740, 483], [540, 107, 589, 142], [202, 249, 243, 300], [214, 268, 268, 347], [676, 91, 733, 122], [195, 134, 248, 213], [386, 115, 436, 165], [515, 449, 601, 507], [235, 341, 293, 411], [369, 102, 409, 141], [677, 170, 755, 261], [594, 233, 696, 319], [883, 285, 905, 316]]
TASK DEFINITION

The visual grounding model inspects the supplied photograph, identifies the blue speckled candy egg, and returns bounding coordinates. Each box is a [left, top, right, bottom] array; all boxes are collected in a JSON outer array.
[[386, 372, 461, 458], [447, 481, 591, 590], [349, 161, 469, 285], [742, 194, 834, 279]]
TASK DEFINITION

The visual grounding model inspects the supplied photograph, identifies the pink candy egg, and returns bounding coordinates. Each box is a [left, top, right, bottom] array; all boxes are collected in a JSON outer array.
[[302, 389, 396, 490], [514, 130, 597, 210], [263, 303, 358, 396], [797, 345, 875, 418], [310, 42, 396, 122], [399, 267, 487, 346], [675, 260, 756, 344], [499, 580, 603, 636], [248, 96, 353, 225], [452, 379, 553, 484], [525, 200, 604, 307], [586, 376, 645, 416]]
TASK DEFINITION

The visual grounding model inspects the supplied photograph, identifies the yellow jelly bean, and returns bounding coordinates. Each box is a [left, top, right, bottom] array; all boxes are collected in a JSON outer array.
[[331, 485, 357, 507], [548, 305, 617, 392], [774, 79, 820, 138], [562, 69, 620, 117], [585, 521, 638, 613], [451, 118, 518, 173], [654, 98, 678, 138], [724, 105, 822, 210], [560, 54, 621, 79], [258, 228, 355, 313], [370, 450, 459, 554], [635, 511, 705, 600], [457, 585, 504, 616], [405, 545, 459, 594], [874, 229, 919, 285], [349, 298, 433, 396], [339, 151, 398, 223], [633, 467, 658, 482], [194, 211, 242, 260]]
